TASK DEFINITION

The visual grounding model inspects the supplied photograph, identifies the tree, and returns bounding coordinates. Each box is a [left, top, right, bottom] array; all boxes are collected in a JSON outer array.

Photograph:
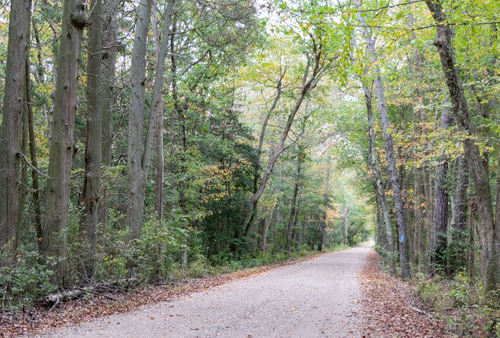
[[79, 0, 103, 276], [285, 149, 301, 253], [43, 0, 88, 283], [99, 0, 120, 226], [355, 0, 410, 279], [0, 0, 30, 250], [431, 100, 451, 274], [425, 0, 500, 293]]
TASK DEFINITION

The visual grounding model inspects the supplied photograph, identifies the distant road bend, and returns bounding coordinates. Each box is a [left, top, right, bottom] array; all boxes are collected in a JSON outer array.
[[39, 246, 370, 338]]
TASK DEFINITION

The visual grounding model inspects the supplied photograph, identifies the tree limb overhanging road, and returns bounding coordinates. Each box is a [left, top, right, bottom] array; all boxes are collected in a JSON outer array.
[[37, 246, 370, 338]]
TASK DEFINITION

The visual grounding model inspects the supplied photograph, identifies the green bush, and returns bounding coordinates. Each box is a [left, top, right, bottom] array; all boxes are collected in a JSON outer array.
[[0, 243, 56, 311]]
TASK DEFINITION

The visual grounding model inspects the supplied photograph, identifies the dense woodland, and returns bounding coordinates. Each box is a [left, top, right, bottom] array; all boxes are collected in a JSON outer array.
[[0, 0, 499, 323]]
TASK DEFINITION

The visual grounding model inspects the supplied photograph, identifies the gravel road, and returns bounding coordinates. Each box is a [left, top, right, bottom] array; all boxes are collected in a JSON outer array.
[[40, 246, 370, 338]]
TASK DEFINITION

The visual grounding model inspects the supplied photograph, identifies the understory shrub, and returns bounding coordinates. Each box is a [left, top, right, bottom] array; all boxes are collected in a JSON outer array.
[[0, 242, 56, 311], [415, 272, 500, 337]]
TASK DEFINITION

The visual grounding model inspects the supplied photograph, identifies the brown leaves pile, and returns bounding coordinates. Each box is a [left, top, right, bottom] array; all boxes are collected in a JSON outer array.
[[360, 251, 450, 338], [0, 252, 329, 337]]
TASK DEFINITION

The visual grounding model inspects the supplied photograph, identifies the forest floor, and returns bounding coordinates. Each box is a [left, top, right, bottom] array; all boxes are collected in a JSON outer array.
[[10, 246, 368, 337], [360, 251, 451, 337]]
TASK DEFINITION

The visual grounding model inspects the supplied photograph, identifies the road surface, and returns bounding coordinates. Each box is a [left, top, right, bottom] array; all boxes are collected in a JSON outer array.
[[38, 246, 370, 338]]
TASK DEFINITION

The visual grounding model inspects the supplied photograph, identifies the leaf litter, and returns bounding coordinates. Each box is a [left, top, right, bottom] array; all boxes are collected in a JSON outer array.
[[359, 251, 451, 338], [0, 252, 332, 337]]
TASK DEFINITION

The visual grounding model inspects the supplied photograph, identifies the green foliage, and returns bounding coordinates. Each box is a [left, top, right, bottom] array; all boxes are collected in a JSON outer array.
[[416, 273, 500, 336], [0, 243, 56, 311]]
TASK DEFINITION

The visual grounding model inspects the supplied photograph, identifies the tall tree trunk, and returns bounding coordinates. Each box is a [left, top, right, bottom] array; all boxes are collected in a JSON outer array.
[[43, 0, 87, 283], [99, 0, 119, 225], [455, 156, 468, 232], [17, 0, 34, 249], [261, 203, 276, 252], [152, 2, 169, 221], [318, 170, 329, 252], [125, 0, 153, 239], [169, 17, 189, 271], [355, 0, 410, 278], [374, 194, 386, 249], [425, 0, 500, 292], [17, 89, 29, 250], [293, 198, 301, 250], [408, 12, 430, 273], [286, 151, 301, 253], [351, 33, 395, 272], [431, 103, 452, 274], [0, 0, 29, 250], [79, 0, 103, 277], [297, 209, 303, 250], [243, 76, 283, 237], [414, 169, 425, 272], [27, 14, 43, 252], [126, 0, 173, 238], [246, 48, 325, 217], [468, 199, 475, 281], [344, 207, 349, 246], [424, 171, 434, 260]]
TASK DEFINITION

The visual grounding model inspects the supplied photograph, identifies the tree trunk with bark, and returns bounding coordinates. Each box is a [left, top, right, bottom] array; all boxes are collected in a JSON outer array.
[[79, 0, 103, 277], [351, 33, 395, 272], [243, 75, 283, 237], [431, 103, 452, 274], [0, 0, 29, 250], [355, 0, 410, 278], [455, 156, 468, 232], [244, 46, 326, 225], [43, 0, 87, 283], [99, 0, 119, 226], [152, 2, 169, 221], [126, 0, 173, 238], [344, 207, 349, 246], [26, 12, 43, 252], [318, 170, 329, 252], [286, 151, 301, 253], [17, 0, 34, 249], [425, 0, 500, 292]]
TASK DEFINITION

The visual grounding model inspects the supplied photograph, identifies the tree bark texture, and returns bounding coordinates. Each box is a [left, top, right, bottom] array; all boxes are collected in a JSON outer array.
[[152, 2, 170, 221], [126, 0, 173, 238], [0, 0, 29, 249], [27, 16, 43, 252], [260, 203, 276, 252], [431, 104, 452, 274], [125, 0, 153, 239], [16, 0, 33, 249], [351, 32, 395, 271], [425, 0, 500, 292], [99, 0, 119, 225], [243, 76, 283, 237], [344, 207, 349, 246], [318, 170, 329, 252], [43, 0, 86, 283], [286, 151, 301, 253], [455, 156, 468, 232], [355, 0, 410, 278], [79, 0, 103, 276]]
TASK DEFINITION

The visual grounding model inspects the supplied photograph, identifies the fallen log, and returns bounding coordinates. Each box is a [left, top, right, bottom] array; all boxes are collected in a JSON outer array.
[[45, 278, 138, 304]]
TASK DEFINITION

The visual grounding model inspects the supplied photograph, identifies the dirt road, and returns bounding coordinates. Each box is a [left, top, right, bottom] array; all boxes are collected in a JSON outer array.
[[39, 246, 370, 338]]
